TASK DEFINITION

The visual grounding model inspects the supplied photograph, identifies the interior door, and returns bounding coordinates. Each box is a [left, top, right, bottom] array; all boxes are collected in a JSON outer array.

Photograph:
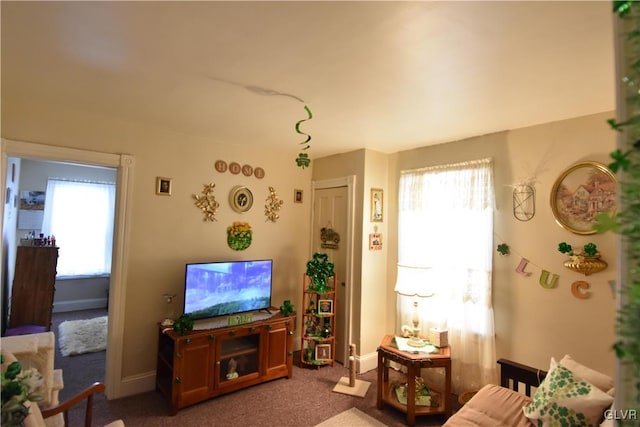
[[312, 186, 348, 364]]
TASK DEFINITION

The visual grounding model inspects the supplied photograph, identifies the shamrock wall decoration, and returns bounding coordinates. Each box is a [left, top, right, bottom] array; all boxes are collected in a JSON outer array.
[[497, 243, 510, 256], [305, 252, 334, 294]]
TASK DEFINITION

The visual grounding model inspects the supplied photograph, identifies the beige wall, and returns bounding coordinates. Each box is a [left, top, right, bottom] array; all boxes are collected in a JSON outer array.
[[312, 150, 366, 356], [312, 149, 390, 368], [2, 104, 313, 378], [388, 111, 617, 376], [2, 103, 617, 388]]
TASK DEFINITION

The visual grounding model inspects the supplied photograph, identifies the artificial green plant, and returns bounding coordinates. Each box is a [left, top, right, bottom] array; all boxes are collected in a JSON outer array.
[[599, 1, 640, 414]]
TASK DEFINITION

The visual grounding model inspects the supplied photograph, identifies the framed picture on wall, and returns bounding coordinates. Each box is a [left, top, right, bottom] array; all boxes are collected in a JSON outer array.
[[371, 188, 383, 222], [294, 189, 303, 203], [156, 177, 173, 196], [369, 233, 382, 251], [550, 161, 616, 235]]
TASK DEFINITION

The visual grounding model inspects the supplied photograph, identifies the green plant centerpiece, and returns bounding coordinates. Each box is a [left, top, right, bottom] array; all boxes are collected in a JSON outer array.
[[557, 242, 599, 258], [279, 300, 295, 316], [173, 313, 194, 335], [305, 252, 334, 294], [1, 354, 43, 426], [557, 242, 607, 276]]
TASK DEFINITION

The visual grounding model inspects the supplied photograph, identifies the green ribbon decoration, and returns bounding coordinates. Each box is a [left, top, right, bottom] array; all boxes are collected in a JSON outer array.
[[295, 105, 313, 169]]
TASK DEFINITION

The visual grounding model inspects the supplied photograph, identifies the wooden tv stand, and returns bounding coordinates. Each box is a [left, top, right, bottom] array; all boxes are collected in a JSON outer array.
[[156, 311, 295, 415]]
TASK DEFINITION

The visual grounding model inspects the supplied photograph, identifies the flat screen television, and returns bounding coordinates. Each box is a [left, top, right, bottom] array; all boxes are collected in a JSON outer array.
[[183, 259, 273, 321]]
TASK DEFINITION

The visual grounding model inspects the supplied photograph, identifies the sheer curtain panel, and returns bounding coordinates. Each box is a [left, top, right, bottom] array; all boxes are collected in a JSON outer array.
[[397, 158, 497, 394], [41, 179, 115, 277]]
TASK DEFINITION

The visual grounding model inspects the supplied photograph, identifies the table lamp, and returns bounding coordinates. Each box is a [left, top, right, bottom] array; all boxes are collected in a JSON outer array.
[[394, 264, 433, 347]]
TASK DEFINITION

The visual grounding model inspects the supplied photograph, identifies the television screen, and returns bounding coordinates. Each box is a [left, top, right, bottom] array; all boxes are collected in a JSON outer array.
[[183, 259, 272, 321]]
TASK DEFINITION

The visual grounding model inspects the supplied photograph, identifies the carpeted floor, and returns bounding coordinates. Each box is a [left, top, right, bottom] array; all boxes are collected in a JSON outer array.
[[51, 309, 454, 426]]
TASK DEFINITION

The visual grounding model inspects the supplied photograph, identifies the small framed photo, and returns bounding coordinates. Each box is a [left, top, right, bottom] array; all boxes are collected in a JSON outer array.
[[369, 233, 382, 251], [156, 177, 173, 196], [294, 189, 303, 203], [371, 188, 383, 222], [318, 299, 333, 314], [315, 343, 331, 361]]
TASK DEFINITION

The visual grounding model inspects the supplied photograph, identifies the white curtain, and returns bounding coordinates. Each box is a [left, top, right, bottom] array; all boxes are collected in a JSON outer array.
[[397, 158, 497, 393], [41, 179, 115, 276]]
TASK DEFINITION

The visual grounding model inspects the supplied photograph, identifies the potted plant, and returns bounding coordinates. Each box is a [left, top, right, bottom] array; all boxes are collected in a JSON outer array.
[[305, 252, 334, 294], [173, 314, 194, 335], [557, 242, 607, 276], [1, 354, 43, 426]]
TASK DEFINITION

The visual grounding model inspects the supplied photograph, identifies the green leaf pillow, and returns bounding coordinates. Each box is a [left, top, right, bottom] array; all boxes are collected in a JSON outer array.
[[523, 360, 613, 426]]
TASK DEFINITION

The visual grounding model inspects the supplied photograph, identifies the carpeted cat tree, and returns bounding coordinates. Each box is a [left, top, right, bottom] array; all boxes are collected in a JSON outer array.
[[332, 344, 371, 397]]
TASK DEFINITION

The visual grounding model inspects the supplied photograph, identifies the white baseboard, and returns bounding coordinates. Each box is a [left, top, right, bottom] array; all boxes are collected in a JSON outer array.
[[53, 298, 108, 313], [358, 350, 378, 374], [109, 371, 156, 399]]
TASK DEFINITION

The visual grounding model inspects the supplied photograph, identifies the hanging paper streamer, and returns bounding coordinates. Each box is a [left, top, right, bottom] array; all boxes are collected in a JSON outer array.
[[571, 281, 591, 299], [539, 271, 559, 289], [295, 105, 313, 169], [515, 258, 533, 276]]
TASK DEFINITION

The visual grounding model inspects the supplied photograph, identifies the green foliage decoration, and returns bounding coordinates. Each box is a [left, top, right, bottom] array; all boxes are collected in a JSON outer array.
[[605, 1, 640, 411], [173, 313, 194, 335], [1, 354, 43, 426], [497, 243, 510, 255], [557, 242, 599, 257], [305, 252, 334, 294], [279, 299, 295, 316]]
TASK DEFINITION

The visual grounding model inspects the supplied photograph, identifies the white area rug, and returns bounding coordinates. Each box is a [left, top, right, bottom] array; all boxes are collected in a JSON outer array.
[[315, 408, 387, 427], [58, 316, 108, 356]]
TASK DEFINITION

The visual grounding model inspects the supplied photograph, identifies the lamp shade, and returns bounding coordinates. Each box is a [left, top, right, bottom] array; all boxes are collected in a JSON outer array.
[[394, 264, 433, 297]]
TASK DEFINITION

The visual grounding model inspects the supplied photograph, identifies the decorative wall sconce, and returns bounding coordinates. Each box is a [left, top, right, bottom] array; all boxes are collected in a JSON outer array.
[[512, 184, 535, 221], [193, 183, 220, 222], [558, 242, 608, 276]]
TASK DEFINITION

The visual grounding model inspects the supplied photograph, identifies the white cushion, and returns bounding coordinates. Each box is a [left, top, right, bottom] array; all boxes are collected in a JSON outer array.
[[523, 358, 613, 426], [558, 354, 614, 393]]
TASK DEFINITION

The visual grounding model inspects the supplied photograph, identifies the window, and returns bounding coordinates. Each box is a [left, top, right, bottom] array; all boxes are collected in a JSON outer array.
[[397, 158, 496, 392], [41, 179, 115, 277]]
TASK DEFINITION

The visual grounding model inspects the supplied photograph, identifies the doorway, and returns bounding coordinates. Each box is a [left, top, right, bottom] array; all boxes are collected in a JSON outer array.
[[311, 176, 355, 365], [0, 139, 134, 399]]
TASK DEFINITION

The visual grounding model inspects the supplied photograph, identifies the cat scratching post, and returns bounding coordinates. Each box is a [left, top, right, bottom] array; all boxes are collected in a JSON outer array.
[[332, 343, 371, 397]]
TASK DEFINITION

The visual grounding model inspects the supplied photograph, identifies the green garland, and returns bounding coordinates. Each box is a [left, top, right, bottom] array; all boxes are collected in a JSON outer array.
[[605, 0, 640, 410]]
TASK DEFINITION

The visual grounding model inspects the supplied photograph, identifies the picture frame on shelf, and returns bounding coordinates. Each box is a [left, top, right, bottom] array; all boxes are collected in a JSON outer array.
[[318, 299, 333, 314], [550, 161, 616, 235], [371, 188, 383, 222], [315, 343, 331, 361], [156, 177, 173, 196]]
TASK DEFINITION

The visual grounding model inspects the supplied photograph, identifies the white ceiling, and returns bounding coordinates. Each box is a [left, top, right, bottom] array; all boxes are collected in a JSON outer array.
[[1, 1, 615, 158]]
